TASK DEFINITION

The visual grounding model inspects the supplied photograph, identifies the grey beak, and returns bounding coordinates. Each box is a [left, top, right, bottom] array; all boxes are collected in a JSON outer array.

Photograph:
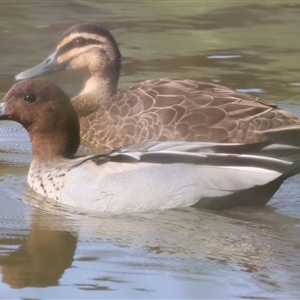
[[0, 102, 7, 119], [15, 50, 65, 81]]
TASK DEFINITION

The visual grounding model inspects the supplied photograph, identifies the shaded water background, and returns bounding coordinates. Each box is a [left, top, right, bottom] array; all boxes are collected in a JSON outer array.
[[1, 1, 300, 298]]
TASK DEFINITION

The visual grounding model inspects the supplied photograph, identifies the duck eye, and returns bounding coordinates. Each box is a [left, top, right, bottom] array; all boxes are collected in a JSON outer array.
[[73, 37, 85, 47], [24, 93, 36, 103]]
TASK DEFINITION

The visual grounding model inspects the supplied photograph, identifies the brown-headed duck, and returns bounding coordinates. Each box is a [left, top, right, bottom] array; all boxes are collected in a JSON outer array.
[[2, 79, 300, 212]]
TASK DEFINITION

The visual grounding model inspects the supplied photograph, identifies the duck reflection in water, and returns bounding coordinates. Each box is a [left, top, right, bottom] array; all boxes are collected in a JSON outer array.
[[0, 204, 78, 288], [1, 190, 300, 292]]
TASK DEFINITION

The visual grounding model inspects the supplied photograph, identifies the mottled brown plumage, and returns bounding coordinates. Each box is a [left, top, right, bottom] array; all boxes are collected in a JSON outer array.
[[74, 78, 300, 151], [15, 23, 300, 151]]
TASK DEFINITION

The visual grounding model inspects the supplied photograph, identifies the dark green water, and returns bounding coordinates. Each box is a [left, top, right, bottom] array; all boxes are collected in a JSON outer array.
[[1, 1, 300, 298]]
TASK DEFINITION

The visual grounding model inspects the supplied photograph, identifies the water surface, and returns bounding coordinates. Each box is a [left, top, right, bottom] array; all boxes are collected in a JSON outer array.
[[1, 1, 300, 299]]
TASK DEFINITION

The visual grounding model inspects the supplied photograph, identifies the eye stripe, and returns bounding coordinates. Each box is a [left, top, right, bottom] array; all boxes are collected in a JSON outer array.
[[58, 32, 108, 47], [56, 38, 104, 58]]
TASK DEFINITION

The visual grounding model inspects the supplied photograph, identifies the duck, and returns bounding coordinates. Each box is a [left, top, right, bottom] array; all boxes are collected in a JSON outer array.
[[15, 23, 300, 152], [1, 78, 300, 213]]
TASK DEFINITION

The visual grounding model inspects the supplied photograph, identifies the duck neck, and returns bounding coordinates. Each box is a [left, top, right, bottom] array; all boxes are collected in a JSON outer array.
[[28, 127, 79, 162], [71, 72, 118, 117]]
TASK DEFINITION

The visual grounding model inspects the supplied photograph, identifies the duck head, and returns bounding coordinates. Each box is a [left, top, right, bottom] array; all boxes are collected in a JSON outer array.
[[15, 23, 121, 90], [0, 79, 80, 160]]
